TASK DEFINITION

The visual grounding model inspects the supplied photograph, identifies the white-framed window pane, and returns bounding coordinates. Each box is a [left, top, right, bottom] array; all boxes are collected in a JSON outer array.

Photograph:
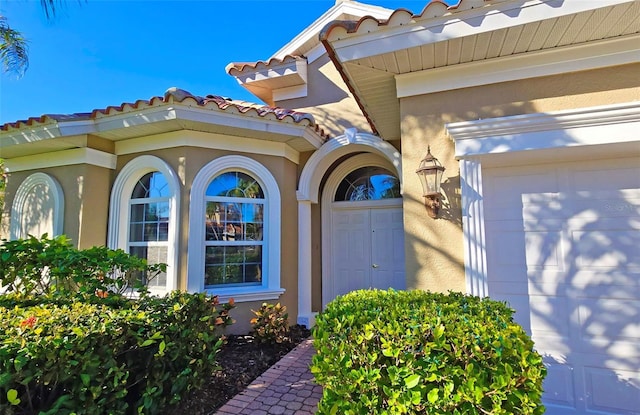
[[203, 171, 265, 288], [204, 245, 262, 287], [129, 245, 168, 288]]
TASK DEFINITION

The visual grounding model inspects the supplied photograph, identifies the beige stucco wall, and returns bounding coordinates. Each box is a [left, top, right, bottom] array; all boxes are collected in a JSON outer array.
[[0, 164, 112, 247], [276, 55, 372, 138], [400, 63, 640, 294]]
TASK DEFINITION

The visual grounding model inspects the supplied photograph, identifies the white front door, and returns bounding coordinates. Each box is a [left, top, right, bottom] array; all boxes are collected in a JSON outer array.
[[483, 157, 640, 415], [328, 202, 405, 306]]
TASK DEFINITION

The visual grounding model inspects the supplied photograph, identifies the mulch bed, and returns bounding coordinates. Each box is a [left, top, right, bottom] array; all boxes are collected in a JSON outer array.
[[171, 325, 312, 415]]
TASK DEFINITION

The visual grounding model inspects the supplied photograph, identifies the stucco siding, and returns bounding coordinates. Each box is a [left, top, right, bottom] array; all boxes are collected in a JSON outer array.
[[1, 165, 111, 247], [399, 63, 640, 294], [276, 55, 372, 137]]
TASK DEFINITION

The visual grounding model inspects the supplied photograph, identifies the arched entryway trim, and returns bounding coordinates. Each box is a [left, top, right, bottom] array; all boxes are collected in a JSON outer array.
[[296, 130, 402, 327]]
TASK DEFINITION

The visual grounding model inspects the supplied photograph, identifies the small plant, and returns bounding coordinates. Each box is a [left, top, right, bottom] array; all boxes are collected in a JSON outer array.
[[250, 302, 289, 343]]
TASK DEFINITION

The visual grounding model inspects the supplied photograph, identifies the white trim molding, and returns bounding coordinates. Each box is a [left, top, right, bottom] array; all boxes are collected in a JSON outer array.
[[4, 148, 117, 173], [10, 172, 65, 240], [447, 101, 640, 297], [114, 130, 301, 164], [108, 155, 181, 293], [187, 155, 284, 302], [298, 130, 402, 203], [296, 129, 402, 326], [447, 101, 640, 158], [396, 36, 640, 98]]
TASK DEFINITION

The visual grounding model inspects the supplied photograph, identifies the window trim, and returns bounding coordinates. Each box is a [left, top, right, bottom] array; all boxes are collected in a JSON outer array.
[[188, 156, 283, 303], [10, 172, 64, 240], [108, 156, 180, 294]]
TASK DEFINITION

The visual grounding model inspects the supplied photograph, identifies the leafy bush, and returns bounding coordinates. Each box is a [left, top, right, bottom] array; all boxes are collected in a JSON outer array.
[[0, 235, 233, 414], [311, 289, 546, 415], [250, 302, 289, 343], [0, 292, 234, 415], [0, 234, 165, 300]]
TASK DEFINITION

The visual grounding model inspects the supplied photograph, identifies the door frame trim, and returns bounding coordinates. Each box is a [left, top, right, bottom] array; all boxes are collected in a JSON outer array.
[[321, 153, 401, 307]]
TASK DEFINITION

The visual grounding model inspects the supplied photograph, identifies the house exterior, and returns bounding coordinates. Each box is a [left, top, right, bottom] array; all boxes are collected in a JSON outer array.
[[1, 0, 639, 413]]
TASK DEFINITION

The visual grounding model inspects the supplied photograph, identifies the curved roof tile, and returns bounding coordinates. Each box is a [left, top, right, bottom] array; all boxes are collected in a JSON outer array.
[[1, 87, 328, 139], [226, 55, 306, 76], [320, 0, 496, 40]]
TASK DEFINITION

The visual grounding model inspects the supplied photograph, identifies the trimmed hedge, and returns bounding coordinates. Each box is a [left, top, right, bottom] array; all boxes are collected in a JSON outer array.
[[0, 292, 233, 415], [311, 289, 546, 415]]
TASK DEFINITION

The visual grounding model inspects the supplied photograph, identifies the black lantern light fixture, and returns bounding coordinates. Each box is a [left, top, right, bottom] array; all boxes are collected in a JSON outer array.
[[415, 146, 445, 219]]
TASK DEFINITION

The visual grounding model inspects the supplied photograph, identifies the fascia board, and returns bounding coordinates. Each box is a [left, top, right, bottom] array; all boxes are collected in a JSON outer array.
[[1, 120, 94, 147], [271, 1, 393, 59], [446, 101, 640, 158], [330, 0, 635, 63], [93, 108, 177, 132], [114, 130, 302, 164], [170, 106, 309, 136], [4, 147, 117, 172], [396, 35, 640, 97]]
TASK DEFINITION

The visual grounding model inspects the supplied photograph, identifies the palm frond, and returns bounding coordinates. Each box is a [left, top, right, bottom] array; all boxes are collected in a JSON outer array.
[[0, 16, 29, 77]]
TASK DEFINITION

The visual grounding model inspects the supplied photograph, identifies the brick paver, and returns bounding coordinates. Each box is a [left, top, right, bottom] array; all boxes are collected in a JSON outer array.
[[214, 338, 321, 415]]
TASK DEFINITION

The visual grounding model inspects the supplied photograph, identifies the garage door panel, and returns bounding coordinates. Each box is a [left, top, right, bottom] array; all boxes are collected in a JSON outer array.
[[585, 367, 640, 415], [578, 298, 640, 345], [529, 294, 572, 339], [544, 362, 576, 409], [569, 162, 640, 191], [572, 229, 640, 270], [570, 271, 640, 297], [484, 159, 640, 414]]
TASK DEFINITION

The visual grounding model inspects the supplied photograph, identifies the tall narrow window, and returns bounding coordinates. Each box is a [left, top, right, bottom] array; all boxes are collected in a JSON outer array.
[[128, 172, 169, 289], [204, 172, 264, 287]]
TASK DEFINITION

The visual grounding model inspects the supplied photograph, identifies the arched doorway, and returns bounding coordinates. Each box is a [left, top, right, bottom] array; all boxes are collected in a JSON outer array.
[[321, 153, 405, 306]]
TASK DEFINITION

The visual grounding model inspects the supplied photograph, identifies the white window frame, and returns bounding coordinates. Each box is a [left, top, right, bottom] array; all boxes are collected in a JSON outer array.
[[108, 155, 180, 295], [188, 155, 284, 303]]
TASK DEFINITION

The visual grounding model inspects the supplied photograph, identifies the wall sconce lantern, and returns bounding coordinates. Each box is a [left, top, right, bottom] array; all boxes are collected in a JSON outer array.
[[416, 146, 446, 219]]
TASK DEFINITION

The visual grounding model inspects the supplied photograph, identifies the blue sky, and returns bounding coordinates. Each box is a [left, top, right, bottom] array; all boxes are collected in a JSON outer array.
[[0, 0, 436, 125]]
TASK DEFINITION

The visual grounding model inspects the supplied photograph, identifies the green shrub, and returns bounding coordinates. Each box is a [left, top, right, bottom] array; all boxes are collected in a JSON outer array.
[[250, 302, 289, 344], [0, 292, 234, 415], [0, 234, 165, 300], [311, 289, 546, 415]]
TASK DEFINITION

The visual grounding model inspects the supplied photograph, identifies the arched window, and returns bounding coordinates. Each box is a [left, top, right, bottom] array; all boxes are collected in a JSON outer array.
[[108, 156, 180, 294], [188, 156, 283, 302], [334, 166, 400, 201], [10, 173, 64, 240], [204, 172, 264, 287], [128, 172, 170, 290]]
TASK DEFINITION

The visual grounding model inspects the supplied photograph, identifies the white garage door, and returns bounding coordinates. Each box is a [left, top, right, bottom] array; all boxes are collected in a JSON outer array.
[[483, 157, 640, 415]]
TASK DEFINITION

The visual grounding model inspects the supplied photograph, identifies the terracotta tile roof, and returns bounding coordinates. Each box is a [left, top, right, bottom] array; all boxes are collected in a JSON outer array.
[[1, 87, 329, 140], [320, 0, 500, 40], [226, 55, 306, 75]]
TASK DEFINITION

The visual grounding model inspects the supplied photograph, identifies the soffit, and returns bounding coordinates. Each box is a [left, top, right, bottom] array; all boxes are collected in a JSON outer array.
[[321, 0, 640, 140]]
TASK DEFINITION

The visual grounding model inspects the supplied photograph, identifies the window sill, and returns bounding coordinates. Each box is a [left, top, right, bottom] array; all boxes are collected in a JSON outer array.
[[203, 287, 286, 304]]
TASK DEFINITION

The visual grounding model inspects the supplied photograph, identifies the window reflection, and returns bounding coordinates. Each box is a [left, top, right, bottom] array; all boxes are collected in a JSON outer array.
[[204, 171, 264, 287], [335, 167, 400, 201], [128, 171, 169, 288]]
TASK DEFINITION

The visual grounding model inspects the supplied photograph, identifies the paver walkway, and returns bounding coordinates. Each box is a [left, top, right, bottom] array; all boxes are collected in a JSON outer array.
[[214, 337, 322, 415]]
